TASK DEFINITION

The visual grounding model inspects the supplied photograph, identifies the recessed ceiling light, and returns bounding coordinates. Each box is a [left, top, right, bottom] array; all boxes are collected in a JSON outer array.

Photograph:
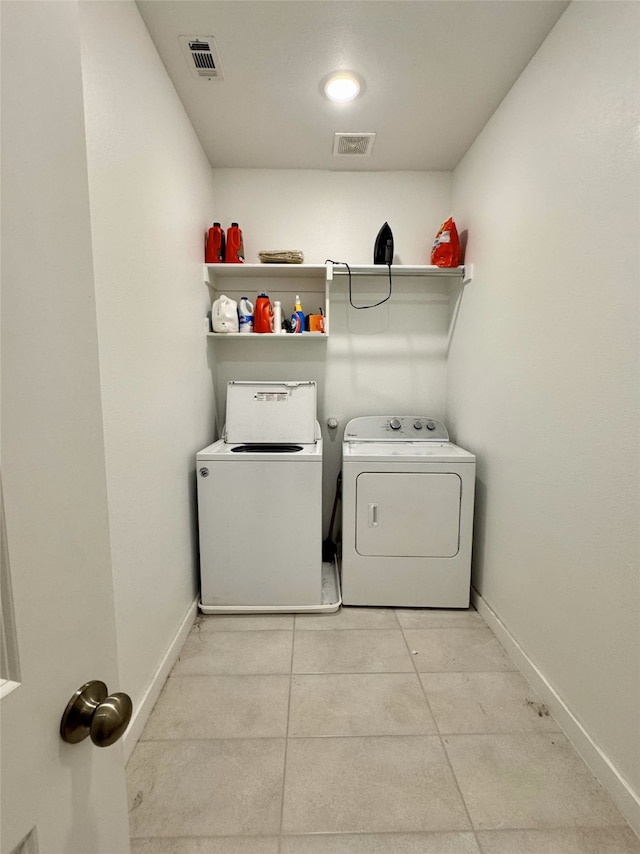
[[323, 72, 362, 102]]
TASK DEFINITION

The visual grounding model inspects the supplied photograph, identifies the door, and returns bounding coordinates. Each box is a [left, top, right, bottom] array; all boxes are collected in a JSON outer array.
[[1, 2, 131, 851], [356, 472, 462, 557]]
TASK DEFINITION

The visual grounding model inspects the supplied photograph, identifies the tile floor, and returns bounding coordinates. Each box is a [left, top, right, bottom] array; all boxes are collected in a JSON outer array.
[[127, 607, 640, 854]]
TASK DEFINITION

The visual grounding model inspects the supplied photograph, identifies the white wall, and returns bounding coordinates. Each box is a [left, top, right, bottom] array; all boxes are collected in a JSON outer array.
[[211, 170, 451, 266], [449, 0, 640, 830], [78, 1, 216, 720], [209, 170, 453, 522]]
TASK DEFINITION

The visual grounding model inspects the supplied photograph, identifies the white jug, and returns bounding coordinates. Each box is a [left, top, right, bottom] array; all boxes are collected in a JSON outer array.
[[211, 295, 239, 333]]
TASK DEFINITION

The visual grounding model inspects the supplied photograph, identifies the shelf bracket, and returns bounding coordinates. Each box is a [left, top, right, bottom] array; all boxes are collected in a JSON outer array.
[[462, 263, 474, 285], [325, 261, 334, 282]]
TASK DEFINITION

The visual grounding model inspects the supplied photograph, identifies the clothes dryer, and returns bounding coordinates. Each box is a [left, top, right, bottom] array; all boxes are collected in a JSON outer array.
[[197, 381, 340, 614], [341, 416, 475, 607]]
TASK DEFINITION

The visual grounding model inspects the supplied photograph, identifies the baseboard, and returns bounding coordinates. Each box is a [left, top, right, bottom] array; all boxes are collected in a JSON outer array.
[[471, 588, 640, 837], [122, 596, 199, 763]]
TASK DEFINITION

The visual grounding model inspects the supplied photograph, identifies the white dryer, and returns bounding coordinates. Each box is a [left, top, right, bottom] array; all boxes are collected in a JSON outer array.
[[197, 381, 340, 614], [341, 416, 475, 608]]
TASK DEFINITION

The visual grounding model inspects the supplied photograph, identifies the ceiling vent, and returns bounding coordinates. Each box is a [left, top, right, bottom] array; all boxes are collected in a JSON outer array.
[[333, 133, 376, 157], [179, 36, 224, 80]]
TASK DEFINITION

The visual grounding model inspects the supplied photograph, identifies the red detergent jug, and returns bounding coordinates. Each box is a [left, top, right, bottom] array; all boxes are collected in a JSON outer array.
[[205, 222, 225, 263], [254, 293, 273, 333], [225, 222, 244, 263]]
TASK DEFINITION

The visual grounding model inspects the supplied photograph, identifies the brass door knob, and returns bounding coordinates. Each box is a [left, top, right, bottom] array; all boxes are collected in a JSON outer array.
[[60, 680, 132, 747]]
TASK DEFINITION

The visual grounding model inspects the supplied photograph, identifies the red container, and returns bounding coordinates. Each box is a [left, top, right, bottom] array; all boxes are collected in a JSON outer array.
[[225, 222, 244, 263], [205, 222, 225, 263], [254, 293, 273, 333], [431, 217, 460, 268]]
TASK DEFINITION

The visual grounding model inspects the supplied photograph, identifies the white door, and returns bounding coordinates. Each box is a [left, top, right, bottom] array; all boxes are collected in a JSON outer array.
[[1, 2, 131, 851]]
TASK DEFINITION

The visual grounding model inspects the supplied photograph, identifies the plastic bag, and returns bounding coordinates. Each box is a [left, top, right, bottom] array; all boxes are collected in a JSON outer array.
[[431, 217, 460, 267]]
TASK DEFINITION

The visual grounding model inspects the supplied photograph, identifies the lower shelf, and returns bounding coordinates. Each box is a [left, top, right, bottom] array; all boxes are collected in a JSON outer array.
[[198, 560, 341, 615], [207, 332, 327, 339]]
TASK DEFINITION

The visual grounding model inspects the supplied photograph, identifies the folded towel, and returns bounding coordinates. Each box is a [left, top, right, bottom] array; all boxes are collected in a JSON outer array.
[[258, 250, 304, 264]]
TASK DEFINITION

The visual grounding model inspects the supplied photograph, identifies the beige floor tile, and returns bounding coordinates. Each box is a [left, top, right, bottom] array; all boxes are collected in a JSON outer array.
[[172, 630, 293, 675], [396, 608, 484, 629], [141, 675, 290, 739], [131, 839, 280, 854], [195, 614, 294, 632], [443, 733, 626, 830], [292, 629, 414, 673], [295, 606, 399, 630], [477, 827, 640, 853], [420, 672, 561, 734], [289, 673, 436, 736], [280, 832, 481, 853], [404, 628, 516, 672], [282, 736, 471, 834], [127, 739, 285, 838]]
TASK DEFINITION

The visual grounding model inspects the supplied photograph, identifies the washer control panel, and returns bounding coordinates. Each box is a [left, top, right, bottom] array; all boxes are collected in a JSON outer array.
[[343, 416, 449, 442]]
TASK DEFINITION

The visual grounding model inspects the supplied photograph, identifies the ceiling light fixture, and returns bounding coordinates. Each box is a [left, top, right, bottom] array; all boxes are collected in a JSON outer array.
[[323, 72, 362, 102]]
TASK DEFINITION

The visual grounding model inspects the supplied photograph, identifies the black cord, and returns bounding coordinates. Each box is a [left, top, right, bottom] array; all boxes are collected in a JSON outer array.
[[326, 260, 393, 310]]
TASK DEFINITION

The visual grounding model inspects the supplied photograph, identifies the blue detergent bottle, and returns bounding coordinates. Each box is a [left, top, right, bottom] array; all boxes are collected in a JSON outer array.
[[291, 294, 305, 334]]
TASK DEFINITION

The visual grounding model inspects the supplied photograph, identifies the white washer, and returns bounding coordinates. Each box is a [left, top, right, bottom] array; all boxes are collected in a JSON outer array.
[[341, 416, 475, 608], [197, 381, 340, 614]]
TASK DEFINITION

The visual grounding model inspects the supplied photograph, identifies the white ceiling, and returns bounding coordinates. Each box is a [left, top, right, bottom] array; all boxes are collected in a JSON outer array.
[[136, 0, 569, 171]]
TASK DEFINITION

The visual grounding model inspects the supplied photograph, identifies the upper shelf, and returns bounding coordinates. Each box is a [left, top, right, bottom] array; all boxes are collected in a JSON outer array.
[[205, 263, 326, 281], [204, 263, 470, 284], [327, 264, 466, 279]]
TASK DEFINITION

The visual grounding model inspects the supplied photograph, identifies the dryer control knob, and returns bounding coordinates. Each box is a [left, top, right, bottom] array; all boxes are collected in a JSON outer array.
[[426, 421, 436, 431], [389, 418, 402, 430], [413, 420, 423, 430]]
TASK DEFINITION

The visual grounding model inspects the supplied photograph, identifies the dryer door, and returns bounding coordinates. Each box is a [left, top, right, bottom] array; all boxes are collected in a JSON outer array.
[[356, 472, 461, 557]]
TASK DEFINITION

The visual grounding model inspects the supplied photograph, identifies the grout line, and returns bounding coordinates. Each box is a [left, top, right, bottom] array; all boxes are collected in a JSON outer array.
[[475, 827, 488, 854], [137, 729, 564, 743], [399, 620, 481, 849], [195, 624, 486, 633], [129, 824, 637, 842], [277, 623, 296, 851], [168, 667, 520, 677]]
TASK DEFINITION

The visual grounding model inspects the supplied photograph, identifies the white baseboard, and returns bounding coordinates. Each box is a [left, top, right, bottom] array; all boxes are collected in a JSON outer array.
[[122, 596, 199, 763], [471, 588, 640, 837]]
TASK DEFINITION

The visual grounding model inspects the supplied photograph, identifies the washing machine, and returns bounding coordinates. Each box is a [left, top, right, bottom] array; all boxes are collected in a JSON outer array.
[[341, 415, 475, 608], [197, 381, 340, 614]]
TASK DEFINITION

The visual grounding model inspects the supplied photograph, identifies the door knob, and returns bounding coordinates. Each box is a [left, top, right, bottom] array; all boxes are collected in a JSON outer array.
[[60, 680, 132, 747]]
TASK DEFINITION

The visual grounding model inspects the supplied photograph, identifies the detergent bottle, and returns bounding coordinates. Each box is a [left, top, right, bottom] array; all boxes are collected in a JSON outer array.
[[211, 295, 239, 333], [225, 222, 244, 263], [238, 296, 254, 333], [254, 293, 273, 333], [205, 222, 225, 263], [291, 295, 305, 334]]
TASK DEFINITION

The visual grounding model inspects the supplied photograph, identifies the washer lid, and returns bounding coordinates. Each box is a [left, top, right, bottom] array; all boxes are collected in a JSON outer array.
[[225, 381, 317, 444], [343, 441, 475, 463]]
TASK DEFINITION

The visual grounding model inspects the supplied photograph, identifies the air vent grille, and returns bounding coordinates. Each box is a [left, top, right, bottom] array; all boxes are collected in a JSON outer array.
[[179, 36, 224, 80], [333, 133, 376, 157]]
